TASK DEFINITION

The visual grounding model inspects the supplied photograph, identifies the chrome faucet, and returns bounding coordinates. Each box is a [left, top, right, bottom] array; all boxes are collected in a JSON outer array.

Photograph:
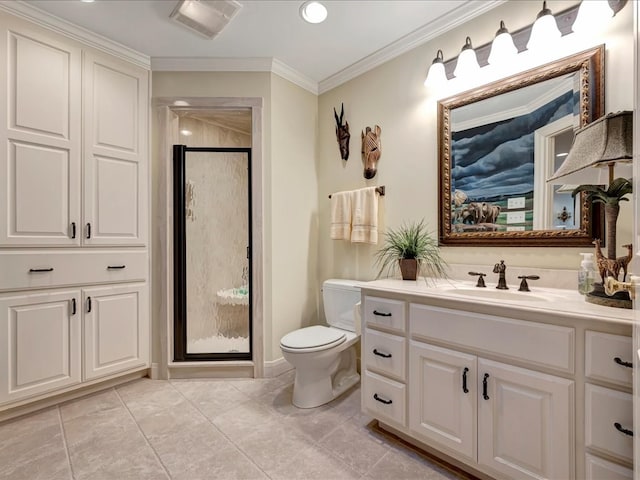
[[493, 260, 508, 290]]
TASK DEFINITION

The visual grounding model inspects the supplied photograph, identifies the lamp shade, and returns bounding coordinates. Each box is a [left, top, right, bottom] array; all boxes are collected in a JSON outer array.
[[488, 21, 518, 66], [526, 1, 561, 52], [453, 37, 480, 78], [424, 49, 447, 88], [572, 0, 613, 35], [547, 111, 633, 183]]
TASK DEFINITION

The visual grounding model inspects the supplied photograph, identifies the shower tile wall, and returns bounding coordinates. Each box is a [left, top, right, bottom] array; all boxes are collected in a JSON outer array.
[[179, 116, 251, 353]]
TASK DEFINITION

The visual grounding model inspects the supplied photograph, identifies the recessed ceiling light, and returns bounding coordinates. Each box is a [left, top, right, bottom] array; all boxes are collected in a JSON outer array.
[[300, 1, 327, 24]]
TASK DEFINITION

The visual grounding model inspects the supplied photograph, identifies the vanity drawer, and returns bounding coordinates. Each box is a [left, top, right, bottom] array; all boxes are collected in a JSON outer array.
[[410, 304, 574, 373], [364, 296, 406, 332], [585, 454, 633, 480], [363, 328, 406, 380], [585, 331, 632, 388], [0, 250, 148, 291], [585, 384, 633, 463], [363, 370, 406, 426]]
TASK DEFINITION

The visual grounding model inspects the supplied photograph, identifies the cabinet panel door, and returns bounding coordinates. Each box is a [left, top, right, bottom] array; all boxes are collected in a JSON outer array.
[[83, 52, 148, 246], [0, 290, 81, 404], [83, 284, 148, 380], [477, 358, 574, 480], [0, 25, 81, 246], [409, 341, 476, 461]]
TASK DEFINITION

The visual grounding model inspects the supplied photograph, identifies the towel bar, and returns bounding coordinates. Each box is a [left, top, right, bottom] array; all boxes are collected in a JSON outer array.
[[329, 186, 385, 199]]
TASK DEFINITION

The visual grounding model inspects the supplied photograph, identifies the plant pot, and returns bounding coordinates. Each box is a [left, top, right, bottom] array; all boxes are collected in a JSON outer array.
[[399, 258, 418, 280]]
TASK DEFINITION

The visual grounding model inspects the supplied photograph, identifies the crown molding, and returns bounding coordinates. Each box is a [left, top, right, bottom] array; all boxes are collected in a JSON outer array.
[[151, 57, 319, 95], [318, 0, 506, 94], [0, 1, 150, 69]]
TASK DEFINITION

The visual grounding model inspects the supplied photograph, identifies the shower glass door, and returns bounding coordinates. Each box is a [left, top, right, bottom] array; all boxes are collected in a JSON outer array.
[[173, 145, 252, 361]]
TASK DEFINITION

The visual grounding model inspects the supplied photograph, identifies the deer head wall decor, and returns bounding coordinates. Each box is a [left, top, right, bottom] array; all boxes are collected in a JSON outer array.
[[361, 125, 381, 179], [333, 103, 350, 160]]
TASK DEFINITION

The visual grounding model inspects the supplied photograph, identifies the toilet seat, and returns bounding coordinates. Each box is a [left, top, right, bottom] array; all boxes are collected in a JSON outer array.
[[280, 325, 346, 353]]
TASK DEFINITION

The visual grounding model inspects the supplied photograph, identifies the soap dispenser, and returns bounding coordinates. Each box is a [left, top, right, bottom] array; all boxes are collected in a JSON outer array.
[[578, 253, 595, 295]]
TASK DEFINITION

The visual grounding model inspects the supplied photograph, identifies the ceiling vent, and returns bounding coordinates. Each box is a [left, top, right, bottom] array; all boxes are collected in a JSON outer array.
[[170, 0, 242, 39]]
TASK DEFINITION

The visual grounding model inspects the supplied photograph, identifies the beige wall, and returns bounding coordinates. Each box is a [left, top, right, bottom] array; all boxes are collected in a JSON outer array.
[[316, 0, 634, 282]]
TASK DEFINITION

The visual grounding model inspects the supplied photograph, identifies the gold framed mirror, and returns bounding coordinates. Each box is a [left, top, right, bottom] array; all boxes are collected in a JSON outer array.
[[438, 46, 604, 246]]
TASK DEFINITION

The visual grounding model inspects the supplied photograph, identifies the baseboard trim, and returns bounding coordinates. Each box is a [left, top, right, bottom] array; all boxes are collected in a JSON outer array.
[[264, 357, 293, 378], [168, 361, 254, 379], [0, 369, 148, 424]]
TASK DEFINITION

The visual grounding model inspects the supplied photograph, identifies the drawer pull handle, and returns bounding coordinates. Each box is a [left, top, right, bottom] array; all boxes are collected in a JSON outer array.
[[373, 393, 392, 405], [482, 373, 490, 400], [614, 357, 633, 368], [87, 297, 92, 313], [29, 268, 54, 273], [71, 298, 76, 315], [373, 310, 392, 317], [71, 222, 76, 239], [614, 422, 633, 437], [462, 367, 469, 394], [373, 349, 392, 358], [86, 222, 91, 239], [107, 265, 126, 270]]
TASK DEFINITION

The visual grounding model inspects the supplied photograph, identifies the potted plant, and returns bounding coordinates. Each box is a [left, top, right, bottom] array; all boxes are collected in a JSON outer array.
[[375, 219, 447, 281]]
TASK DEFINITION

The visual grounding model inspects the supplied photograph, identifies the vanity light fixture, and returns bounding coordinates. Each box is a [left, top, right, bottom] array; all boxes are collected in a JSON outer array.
[[526, 1, 561, 52], [424, 49, 446, 88], [572, 0, 614, 35], [453, 37, 480, 78], [487, 21, 517, 66], [300, 1, 328, 24]]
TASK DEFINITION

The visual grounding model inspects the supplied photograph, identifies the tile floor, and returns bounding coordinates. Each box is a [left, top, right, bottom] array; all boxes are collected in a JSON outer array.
[[0, 371, 470, 480]]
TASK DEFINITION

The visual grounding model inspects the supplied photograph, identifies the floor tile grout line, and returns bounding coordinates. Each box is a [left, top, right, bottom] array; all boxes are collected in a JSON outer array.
[[113, 386, 172, 480], [167, 379, 275, 479], [56, 405, 76, 480]]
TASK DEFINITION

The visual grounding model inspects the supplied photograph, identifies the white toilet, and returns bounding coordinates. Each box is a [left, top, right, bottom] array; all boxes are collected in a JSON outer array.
[[280, 279, 362, 408]]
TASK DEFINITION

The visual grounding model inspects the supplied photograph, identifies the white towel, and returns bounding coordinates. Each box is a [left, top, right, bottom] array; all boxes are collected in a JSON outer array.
[[350, 187, 378, 244], [330, 191, 352, 240]]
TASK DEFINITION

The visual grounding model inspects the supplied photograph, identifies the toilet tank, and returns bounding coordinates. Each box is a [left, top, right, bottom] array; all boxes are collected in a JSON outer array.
[[323, 279, 362, 332]]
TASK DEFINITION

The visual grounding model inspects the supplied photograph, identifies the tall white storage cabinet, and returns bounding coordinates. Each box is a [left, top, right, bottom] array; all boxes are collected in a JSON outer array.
[[0, 11, 150, 411]]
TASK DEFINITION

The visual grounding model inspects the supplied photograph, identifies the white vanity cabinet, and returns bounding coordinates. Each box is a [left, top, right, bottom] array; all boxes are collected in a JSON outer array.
[[583, 331, 634, 479], [360, 281, 633, 480], [0, 9, 150, 414]]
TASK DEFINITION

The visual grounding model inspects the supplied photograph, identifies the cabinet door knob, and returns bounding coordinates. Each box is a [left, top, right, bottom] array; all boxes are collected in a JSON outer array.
[[614, 422, 633, 437], [462, 367, 469, 394], [614, 357, 633, 368], [373, 349, 392, 358], [373, 393, 392, 405], [372, 310, 392, 317], [482, 373, 490, 400]]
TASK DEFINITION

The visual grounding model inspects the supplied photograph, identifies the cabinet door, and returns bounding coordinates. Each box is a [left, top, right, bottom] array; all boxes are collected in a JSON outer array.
[[83, 51, 148, 246], [83, 284, 148, 380], [409, 341, 476, 461], [0, 21, 81, 246], [0, 290, 81, 404], [477, 358, 574, 480]]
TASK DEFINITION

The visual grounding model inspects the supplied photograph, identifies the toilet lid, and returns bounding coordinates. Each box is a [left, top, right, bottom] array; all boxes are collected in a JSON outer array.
[[280, 325, 346, 350]]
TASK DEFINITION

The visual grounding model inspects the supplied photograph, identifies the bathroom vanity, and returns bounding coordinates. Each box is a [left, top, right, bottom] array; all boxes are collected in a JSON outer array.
[[360, 279, 634, 480]]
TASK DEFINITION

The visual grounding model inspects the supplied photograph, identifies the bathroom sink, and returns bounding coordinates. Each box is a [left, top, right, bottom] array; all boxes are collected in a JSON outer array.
[[439, 287, 550, 303]]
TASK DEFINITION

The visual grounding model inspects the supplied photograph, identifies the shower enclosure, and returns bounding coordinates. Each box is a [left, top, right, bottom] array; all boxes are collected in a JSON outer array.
[[173, 145, 252, 361]]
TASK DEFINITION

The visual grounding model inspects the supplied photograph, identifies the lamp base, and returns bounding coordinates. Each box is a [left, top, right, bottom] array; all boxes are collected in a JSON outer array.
[[585, 282, 632, 309]]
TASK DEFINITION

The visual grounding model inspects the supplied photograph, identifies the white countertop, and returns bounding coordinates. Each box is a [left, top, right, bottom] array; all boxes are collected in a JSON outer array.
[[360, 278, 638, 326]]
